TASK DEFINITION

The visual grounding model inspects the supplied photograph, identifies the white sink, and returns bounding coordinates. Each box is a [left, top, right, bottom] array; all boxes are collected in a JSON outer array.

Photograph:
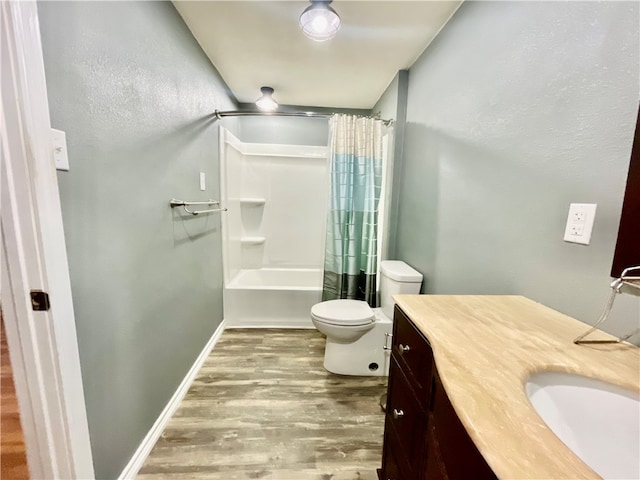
[[526, 371, 640, 480]]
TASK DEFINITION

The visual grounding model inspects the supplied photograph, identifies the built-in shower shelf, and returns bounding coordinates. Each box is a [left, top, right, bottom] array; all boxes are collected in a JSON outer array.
[[240, 236, 266, 246], [240, 198, 266, 206]]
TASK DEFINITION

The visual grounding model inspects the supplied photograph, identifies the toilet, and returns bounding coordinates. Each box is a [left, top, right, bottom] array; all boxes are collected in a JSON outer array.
[[311, 260, 423, 376]]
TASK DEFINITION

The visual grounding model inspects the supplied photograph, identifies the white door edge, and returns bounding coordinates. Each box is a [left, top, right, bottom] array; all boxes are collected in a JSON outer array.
[[1, 1, 95, 478]]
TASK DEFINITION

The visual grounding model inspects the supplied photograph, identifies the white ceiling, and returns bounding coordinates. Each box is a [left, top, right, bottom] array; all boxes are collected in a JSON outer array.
[[173, 1, 462, 109]]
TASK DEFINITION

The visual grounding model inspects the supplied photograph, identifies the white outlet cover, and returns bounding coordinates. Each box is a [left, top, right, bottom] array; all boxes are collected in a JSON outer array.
[[563, 203, 597, 245], [199, 172, 206, 191]]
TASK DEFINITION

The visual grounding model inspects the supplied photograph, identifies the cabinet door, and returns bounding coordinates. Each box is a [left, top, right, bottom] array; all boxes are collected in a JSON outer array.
[[385, 356, 427, 479], [380, 361, 403, 480], [379, 427, 403, 480], [393, 306, 434, 399]]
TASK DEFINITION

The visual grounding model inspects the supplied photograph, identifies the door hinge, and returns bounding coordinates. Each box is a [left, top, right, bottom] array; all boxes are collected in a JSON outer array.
[[30, 290, 50, 311]]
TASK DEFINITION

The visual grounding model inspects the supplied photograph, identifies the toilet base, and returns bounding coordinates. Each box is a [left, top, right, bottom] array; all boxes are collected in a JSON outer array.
[[322, 312, 392, 376]]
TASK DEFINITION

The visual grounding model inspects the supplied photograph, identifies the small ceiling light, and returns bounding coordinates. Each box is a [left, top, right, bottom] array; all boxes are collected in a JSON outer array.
[[255, 86, 278, 112], [299, 0, 341, 42]]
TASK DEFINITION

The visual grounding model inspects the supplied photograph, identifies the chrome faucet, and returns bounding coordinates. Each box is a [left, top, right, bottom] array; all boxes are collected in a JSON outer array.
[[574, 266, 640, 345]]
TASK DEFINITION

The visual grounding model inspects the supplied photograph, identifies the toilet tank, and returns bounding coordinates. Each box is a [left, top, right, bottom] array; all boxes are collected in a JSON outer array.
[[380, 261, 423, 320]]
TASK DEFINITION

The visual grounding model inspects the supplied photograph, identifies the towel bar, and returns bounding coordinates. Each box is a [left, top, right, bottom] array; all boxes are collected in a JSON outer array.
[[170, 199, 228, 216]]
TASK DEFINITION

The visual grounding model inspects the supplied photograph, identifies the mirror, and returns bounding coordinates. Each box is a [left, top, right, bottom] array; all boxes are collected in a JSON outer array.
[[611, 105, 640, 277]]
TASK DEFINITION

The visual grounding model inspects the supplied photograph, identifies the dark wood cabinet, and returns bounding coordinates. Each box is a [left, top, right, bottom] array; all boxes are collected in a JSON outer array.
[[611, 105, 640, 277], [379, 306, 497, 480], [427, 373, 497, 479], [379, 306, 432, 480]]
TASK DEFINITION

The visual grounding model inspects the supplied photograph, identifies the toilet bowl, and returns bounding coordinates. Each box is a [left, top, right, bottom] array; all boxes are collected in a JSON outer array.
[[311, 299, 375, 342], [311, 261, 423, 376]]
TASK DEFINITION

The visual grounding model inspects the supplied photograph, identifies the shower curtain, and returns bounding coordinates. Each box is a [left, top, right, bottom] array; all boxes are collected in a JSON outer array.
[[322, 114, 384, 306]]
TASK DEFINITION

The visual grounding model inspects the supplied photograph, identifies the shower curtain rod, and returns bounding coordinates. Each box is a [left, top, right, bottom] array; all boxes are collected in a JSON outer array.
[[214, 109, 393, 126]]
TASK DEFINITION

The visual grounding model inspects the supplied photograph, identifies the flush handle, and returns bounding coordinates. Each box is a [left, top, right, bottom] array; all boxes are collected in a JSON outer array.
[[392, 408, 404, 419]]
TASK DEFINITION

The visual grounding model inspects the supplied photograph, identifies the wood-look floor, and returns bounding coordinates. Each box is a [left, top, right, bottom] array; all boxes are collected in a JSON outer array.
[[1, 313, 30, 480], [138, 329, 387, 480]]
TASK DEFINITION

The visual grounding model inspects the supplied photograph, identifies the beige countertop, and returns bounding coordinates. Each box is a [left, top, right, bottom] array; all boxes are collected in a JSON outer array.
[[393, 295, 640, 480]]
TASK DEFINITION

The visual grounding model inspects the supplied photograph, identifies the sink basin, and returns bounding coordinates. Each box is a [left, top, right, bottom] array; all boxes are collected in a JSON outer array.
[[526, 372, 640, 479]]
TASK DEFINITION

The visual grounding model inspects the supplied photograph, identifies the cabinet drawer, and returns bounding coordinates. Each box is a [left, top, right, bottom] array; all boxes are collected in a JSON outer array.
[[393, 305, 433, 398], [386, 356, 427, 477]]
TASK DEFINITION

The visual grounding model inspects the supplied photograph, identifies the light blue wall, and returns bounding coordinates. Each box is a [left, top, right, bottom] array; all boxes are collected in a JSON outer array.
[[233, 103, 370, 146], [395, 1, 640, 339], [38, 2, 237, 477], [372, 73, 401, 122], [235, 105, 372, 146], [372, 71, 409, 259], [238, 116, 329, 146]]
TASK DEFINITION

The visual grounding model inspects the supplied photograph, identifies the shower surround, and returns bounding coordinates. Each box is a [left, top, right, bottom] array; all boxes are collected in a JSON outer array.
[[220, 128, 329, 327]]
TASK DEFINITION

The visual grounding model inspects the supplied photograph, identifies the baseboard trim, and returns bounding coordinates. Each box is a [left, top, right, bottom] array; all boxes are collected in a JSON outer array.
[[225, 322, 315, 330], [118, 320, 226, 480]]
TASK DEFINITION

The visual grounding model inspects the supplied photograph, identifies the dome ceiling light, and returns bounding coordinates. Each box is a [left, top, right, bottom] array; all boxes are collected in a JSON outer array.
[[299, 0, 341, 42], [255, 86, 278, 111]]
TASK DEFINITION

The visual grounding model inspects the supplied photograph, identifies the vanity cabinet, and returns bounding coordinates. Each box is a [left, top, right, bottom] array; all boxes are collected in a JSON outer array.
[[379, 306, 497, 480]]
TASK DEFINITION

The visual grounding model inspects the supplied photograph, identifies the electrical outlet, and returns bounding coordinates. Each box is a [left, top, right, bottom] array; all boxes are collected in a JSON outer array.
[[571, 210, 586, 223], [569, 224, 584, 236], [563, 203, 597, 245]]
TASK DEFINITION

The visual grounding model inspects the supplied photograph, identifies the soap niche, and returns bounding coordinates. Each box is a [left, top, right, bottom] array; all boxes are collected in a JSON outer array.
[[240, 198, 266, 235]]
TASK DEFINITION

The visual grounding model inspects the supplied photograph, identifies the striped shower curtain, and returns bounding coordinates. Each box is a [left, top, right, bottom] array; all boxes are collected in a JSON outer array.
[[322, 114, 384, 306]]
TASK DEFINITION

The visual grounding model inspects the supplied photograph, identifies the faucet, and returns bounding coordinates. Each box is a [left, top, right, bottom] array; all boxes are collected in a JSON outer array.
[[573, 265, 640, 345]]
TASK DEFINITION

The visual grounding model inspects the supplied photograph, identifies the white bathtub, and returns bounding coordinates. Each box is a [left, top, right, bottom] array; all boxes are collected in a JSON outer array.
[[224, 268, 323, 328]]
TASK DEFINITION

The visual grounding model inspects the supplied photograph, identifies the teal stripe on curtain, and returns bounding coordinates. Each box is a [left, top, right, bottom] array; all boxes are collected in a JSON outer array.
[[322, 114, 384, 306]]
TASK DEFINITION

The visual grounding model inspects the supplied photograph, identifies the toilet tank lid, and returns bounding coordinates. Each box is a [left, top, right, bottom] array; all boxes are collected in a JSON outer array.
[[381, 261, 423, 282]]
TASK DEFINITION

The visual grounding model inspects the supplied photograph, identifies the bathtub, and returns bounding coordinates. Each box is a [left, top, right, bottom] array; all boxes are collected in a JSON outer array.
[[224, 268, 323, 328]]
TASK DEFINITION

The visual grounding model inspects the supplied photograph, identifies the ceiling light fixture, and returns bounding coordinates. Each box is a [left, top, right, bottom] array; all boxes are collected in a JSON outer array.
[[255, 86, 278, 112], [299, 0, 341, 42]]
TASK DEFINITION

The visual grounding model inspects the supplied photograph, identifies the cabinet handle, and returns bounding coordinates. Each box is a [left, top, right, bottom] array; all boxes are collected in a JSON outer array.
[[399, 344, 410, 352], [392, 408, 404, 419], [383, 332, 393, 351]]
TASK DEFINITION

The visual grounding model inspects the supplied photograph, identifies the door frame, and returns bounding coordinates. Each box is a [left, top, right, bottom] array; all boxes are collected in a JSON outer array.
[[1, 1, 94, 478]]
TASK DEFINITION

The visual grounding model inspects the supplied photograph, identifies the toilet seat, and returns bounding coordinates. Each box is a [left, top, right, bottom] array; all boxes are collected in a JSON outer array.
[[311, 299, 375, 326]]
